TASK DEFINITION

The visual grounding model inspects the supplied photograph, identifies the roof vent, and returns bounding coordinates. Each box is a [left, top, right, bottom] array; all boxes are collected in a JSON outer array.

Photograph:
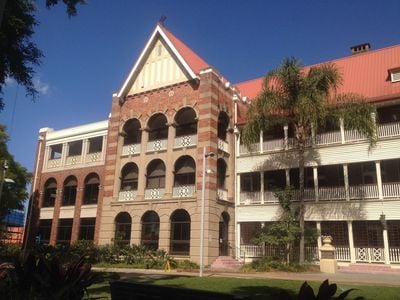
[[350, 43, 371, 55]]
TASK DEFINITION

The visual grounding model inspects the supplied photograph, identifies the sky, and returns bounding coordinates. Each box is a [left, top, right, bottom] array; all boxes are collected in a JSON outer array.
[[1, 0, 400, 174]]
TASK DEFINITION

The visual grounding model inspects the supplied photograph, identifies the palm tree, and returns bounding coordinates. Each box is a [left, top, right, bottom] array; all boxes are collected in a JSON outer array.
[[242, 58, 376, 264]]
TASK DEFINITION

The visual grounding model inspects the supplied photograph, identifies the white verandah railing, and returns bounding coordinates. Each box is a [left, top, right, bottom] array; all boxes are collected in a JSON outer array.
[[382, 182, 400, 198], [318, 186, 347, 201], [174, 134, 197, 148], [349, 184, 379, 199], [122, 143, 141, 156], [240, 191, 262, 204], [172, 185, 196, 198]]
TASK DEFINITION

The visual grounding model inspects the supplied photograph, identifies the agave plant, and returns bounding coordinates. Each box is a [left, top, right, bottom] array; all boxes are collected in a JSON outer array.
[[0, 252, 101, 299], [298, 279, 365, 300]]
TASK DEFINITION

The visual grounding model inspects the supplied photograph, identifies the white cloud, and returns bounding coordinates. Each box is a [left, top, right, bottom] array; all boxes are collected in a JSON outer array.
[[4, 76, 15, 85], [33, 77, 50, 95]]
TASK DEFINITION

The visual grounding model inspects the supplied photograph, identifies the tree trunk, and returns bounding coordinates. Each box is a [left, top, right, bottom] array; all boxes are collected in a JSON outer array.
[[298, 145, 305, 264]]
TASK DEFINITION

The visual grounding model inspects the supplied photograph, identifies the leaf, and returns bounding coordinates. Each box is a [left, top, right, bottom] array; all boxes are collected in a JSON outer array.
[[298, 281, 316, 300], [335, 288, 358, 300], [316, 279, 337, 299]]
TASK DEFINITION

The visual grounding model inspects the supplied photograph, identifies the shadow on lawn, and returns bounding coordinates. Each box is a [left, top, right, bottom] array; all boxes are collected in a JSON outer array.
[[232, 285, 295, 300]]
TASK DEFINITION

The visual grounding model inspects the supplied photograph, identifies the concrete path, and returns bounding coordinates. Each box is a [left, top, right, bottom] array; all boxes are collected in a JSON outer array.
[[93, 267, 400, 287]]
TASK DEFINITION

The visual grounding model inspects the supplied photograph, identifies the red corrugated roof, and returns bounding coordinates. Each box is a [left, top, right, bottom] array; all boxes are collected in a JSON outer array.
[[235, 45, 400, 103], [161, 25, 210, 75]]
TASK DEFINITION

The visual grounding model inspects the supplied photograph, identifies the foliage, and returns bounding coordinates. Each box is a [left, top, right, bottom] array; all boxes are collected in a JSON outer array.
[[0, 125, 31, 219], [241, 257, 310, 273], [177, 260, 199, 270], [0, 242, 21, 261], [0, 0, 85, 110], [0, 252, 100, 299], [298, 279, 364, 300], [253, 187, 318, 264], [242, 58, 376, 263]]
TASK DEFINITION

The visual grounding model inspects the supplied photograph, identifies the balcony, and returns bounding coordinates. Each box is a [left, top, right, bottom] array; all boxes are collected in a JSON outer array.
[[172, 185, 196, 198], [263, 139, 284, 152], [174, 134, 197, 148], [383, 182, 400, 198], [47, 158, 61, 169], [144, 188, 165, 199], [218, 138, 229, 154], [118, 190, 137, 201], [240, 191, 262, 205], [315, 131, 342, 145], [349, 184, 379, 200], [85, 151, 102, 162], [65, 155, 81, 166], [122, 143, 141, 156], [239, 143, 259, 155], [147, 139, 167, 152], [318, 186, 347, 201]]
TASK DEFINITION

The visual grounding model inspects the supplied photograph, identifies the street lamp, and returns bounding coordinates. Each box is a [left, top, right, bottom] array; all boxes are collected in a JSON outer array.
[[200, 147, 214, 277], [0, 160, 15, 205]]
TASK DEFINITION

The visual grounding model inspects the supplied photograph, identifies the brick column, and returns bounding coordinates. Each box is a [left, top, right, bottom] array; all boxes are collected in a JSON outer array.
[[50, 188, 63, 245], [71, 185, 84, 243]]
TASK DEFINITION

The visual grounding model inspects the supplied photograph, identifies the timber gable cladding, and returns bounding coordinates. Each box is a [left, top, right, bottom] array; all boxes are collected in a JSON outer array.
[[28, 23, 400, 266]]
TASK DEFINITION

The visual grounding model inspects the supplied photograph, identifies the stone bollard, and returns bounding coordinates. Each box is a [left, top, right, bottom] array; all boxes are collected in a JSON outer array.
[[320, 235, 337, 274]]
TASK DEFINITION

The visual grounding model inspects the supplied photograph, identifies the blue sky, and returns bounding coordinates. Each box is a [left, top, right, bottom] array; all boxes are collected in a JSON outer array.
[[2, 0, 400, 173]]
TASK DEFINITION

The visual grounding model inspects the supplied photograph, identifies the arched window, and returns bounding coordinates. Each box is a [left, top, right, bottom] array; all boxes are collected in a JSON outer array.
[[174, 156, 196, 186], [175, 107, 197, 137], [114, 212, 132, 247], [123, 119, 141, 145], [141, 211, 160, 250], [62, 176, 77, 206], [83, 173, 99, 205], [43, 178, 57, 207], [148, 113, 168, 141], [218, 111, 230, 141], [219, 212, 230, 256], [146, 159, 166, 189], [170, 209, 191, 255], [120, 163, 139, 191], [217, 159, 227, 189]]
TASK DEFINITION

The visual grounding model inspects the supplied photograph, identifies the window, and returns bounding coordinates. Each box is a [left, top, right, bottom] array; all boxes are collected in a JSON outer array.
[[240, 173, 260, 192], [377, 105, 400, 124], [348, 162, 376, 185], [320, 221, 349, 246], [62, 176, 77, 206], [79, 218, 96, 241], [114, 212, 131, 246], [353, 221, 383, 248], [218, 112, 230, 140], [318, 165, 344, 187], [263, 125, 284, 140], [50, 144, 62, 159], [88, 136, 103, 153], [68, 140, 82, 156], [174, 156, 196, 186], [175, 107, 197, 136], [43, 178, 57, 207], [83, 174, 99, 204], [57, 219, 73, 245], [264, 170, 286, 190], [381, 159, 400, 183], [38, 219, 52, 244], [388, 221, 400, 247], [146, 160, 165, 189], [390, 69, 400, 83], [122, 119, 141, 145], [120, 163, 138, 191], [148, 114, 168, 141], [240, 222, 262, 244], [141, 211, 160, 250], [289, 167, 314, 189], [217, 159, 227, 189], [170, 209, 191, 255]]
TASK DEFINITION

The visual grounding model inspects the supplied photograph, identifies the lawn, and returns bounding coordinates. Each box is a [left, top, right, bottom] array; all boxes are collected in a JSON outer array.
[[87, 273, 400, 300]]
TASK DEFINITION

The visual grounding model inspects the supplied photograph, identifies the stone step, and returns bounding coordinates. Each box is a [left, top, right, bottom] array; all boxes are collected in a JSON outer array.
[[340, 264, 400, 274], [210, 256, 242, 271]]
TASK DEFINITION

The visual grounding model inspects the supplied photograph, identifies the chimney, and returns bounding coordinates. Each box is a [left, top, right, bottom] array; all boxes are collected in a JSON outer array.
[[350, 43, 371, 55]]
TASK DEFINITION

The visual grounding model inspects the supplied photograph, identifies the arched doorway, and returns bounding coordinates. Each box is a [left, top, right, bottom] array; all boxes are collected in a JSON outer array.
[[219, 212, 230, 256], [114, 212, 132, 247], [141, 211, 160, 250]]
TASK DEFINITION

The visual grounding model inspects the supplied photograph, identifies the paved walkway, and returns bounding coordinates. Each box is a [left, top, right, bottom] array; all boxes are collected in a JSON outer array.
[[93, 267, 400, 287]]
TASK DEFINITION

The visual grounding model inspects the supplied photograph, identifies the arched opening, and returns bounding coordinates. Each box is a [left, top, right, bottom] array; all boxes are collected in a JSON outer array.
[[218, 111, 230, 141], [122, 118, 141, 145], [170, 209, 191, 255], [114, 212, 132, 247], [148, 113, 168, 141], [145, 159, 166, 199], [120, 163, 139, 191], [141, 211, 160, 250], [175, 107, 197, 137], [83, 173, 99, 205], [219, 212, 230, 256], [217, 159, 227, 189], [62, 176, 77, 206], [43, 178, 57, 207], [173, 156, 196, 197]]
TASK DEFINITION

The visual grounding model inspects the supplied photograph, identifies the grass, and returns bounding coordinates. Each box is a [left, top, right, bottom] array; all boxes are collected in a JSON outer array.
[[87, 273, 400, 300]]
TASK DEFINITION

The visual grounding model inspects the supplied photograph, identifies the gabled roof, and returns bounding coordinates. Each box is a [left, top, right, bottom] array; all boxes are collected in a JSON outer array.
[[235, 44, 400, 103], [117, 24, 209, 98]]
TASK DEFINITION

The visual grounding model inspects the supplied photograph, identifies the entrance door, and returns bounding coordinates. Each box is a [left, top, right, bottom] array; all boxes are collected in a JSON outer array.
[[219, 212, 229, 256]]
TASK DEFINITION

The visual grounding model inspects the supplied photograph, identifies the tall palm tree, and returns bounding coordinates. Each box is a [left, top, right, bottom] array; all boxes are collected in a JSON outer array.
[[242, 58, 376, 264]]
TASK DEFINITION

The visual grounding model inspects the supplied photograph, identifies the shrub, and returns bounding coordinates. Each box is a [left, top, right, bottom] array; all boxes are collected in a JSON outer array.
[[242, 258, 310, 272], [298, 279, 365, 300], [177, 260, 199, 270]]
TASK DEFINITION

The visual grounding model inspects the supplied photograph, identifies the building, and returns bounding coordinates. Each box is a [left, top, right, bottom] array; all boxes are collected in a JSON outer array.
[[2, 210, 25, 244], [27, 23, 400, 266]]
